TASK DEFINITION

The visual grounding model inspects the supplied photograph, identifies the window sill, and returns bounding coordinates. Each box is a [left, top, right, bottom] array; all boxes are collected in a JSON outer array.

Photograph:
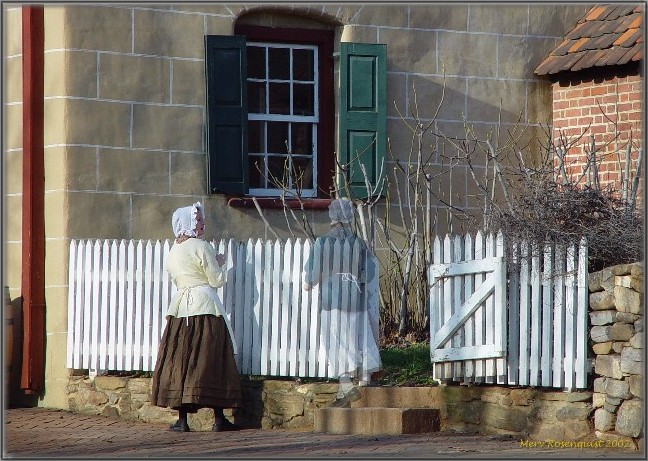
[[227, 197, 333, 210]]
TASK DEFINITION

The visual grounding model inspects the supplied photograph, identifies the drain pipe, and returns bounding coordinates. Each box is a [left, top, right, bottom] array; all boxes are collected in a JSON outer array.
[[21, 4, 45, 394]]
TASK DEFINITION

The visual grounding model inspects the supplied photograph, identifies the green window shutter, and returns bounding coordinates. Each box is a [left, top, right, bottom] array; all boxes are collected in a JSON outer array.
[[205, 35, 248, 195], [338, 42, 386, 199]]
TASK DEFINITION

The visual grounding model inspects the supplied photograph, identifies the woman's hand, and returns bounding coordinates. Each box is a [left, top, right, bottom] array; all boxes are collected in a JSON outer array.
[[215, 253, 226, 266]]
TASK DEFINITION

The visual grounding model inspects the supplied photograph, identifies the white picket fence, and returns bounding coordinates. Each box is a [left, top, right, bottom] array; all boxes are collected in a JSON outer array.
[[429, 231, 589, 390], [66, 238, 379, 380]]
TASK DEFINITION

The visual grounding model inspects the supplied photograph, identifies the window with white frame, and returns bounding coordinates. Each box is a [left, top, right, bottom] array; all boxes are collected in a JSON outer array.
[[247, 42, 319, 197]]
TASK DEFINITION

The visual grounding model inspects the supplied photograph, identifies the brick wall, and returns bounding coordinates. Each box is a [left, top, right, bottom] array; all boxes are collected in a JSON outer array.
[[551, 70, 643, 197]]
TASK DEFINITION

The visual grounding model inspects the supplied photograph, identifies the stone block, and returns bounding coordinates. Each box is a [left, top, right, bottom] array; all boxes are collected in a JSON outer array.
[[5, 7, 23, 57], [351, 387, 440, 409], [499, 37, 556, 82], [446, 399, 483, 425], [4, 150, 22, 195], [594, 408, 616, 432], [631, 263, 643, 277], [621, 358, 642, 375], [510, 388, 536, 406], [611, 264, 635, 276], [409, 4, 468, 31], [5, 103, 22, 150], [438, 31, 497, 78], [386, 73, 407, 119], [99, 54, 170, 103], [605, 395, 622, 406], [64, 6, 132, 52], [132, 104, 203, 152], [592, 392, 605, 409], [621, 347, 642, 362], [604, 402, 619, 414], [127, 379, 151, 395], [339, 25, 378, 45], [537, 391, 591, 402], [53, 98, 131, 147], [407, 74, 466, 123], [5, 55, 22, 104], [594, 430, 636, 446], [44, 191, 66, 239], [352, 5, 409, 27], [595, 355, 623, 379], [616, 400, 643, 438], [98, 149, 169, 194], [466, 79, 527, 124], [528, 5, 589, 37], [591, 323, 634, 342], [614, 286, 642, 314], [616, 312, 640, 323], [635, 318, 643, 333], [67, 192, 131, 239], [380, 28, 437, 75], [134, 9, 205, 59], [627, 375, 642, 398], [589, 271, 604, 292], [46, 50, 97, 99], [101, 406, 120, 418], [314, 408, 440, 435], [131, 195, 202, 240], [605, 378, 632, 399], [592, 342, 613, 355], [170, 152, 208, 195], [589, 310, 616, 326], [204, 14, 234, 36], [481, 403, 527, 432], [615, 275, 644, 293], [593, 377, 607, 393], [589, 291, 615, 310], [612, 342, 627, 354], [555, 403, 593, 421], [468, 5, 528, 34], [47, 146, 97, 192], [171, 58, 206, 106]]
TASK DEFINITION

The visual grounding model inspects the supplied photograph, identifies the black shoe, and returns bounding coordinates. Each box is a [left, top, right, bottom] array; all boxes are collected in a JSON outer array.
[[169, 420, 190, 432], [212, 418, 241, 432]]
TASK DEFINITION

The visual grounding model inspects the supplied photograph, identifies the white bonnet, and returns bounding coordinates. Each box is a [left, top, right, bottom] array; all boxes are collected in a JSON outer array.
[[172, 201, 203, 238], [328, 198, 355, 224]]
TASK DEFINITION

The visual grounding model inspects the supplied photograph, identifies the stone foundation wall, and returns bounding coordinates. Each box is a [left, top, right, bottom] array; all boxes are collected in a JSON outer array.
[[67, 375, 338, 431], [438, 386, 593, 440], [589, 262, 644, 443], [67, 375, 594, 440]]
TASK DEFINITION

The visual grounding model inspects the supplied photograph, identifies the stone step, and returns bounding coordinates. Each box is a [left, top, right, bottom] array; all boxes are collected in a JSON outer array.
[[351, 386, 441, 409], [314, 407, 441, 435]]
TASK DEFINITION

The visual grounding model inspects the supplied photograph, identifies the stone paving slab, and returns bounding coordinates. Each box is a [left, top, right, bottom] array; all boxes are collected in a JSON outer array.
[[3, 408, 643, 458]]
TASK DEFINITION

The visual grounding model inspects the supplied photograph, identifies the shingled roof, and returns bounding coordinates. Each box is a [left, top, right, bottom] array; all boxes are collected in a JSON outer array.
[[535, 4, 643, 76]]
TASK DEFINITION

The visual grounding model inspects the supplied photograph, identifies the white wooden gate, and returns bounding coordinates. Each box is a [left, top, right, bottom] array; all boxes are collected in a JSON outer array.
[[66, 238, 379, 380], [429, 231, 589, 389]]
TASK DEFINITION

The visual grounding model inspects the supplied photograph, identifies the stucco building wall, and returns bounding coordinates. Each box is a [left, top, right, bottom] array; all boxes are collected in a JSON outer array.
[[4, 3, 589, 409]]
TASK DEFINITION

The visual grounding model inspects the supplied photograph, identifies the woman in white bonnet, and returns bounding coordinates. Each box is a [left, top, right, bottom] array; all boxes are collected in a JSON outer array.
[[151, 202, 243, 432], [303, 198, 381, 403]]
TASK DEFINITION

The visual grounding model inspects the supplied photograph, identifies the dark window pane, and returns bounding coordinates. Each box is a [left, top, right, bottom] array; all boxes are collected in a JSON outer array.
[[291, 123, 313, 155], [267, 155, 289, 188], [292, 157, 314, 190], [248, 121, 264, 153], [249, 155, 265, 188], [247, 46, 266, 79], [248, 81, 266, 114], [293, 83, 314, 116], [268, 47, 290, 80], [293, 48, 314, 81], [269, 82, 290, 114], [267, 122, 289, 154]]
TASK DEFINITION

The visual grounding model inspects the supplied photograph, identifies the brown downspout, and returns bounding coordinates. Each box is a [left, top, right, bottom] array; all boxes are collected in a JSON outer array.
[[21, 4, 45, 394]]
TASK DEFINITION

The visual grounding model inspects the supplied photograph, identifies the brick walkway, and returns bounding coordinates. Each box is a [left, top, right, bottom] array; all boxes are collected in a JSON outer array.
[[3, 408, 641, 458]]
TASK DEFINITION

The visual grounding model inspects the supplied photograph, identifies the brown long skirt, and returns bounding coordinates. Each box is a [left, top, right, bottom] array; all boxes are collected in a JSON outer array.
[[151, 314, 242, 411]]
